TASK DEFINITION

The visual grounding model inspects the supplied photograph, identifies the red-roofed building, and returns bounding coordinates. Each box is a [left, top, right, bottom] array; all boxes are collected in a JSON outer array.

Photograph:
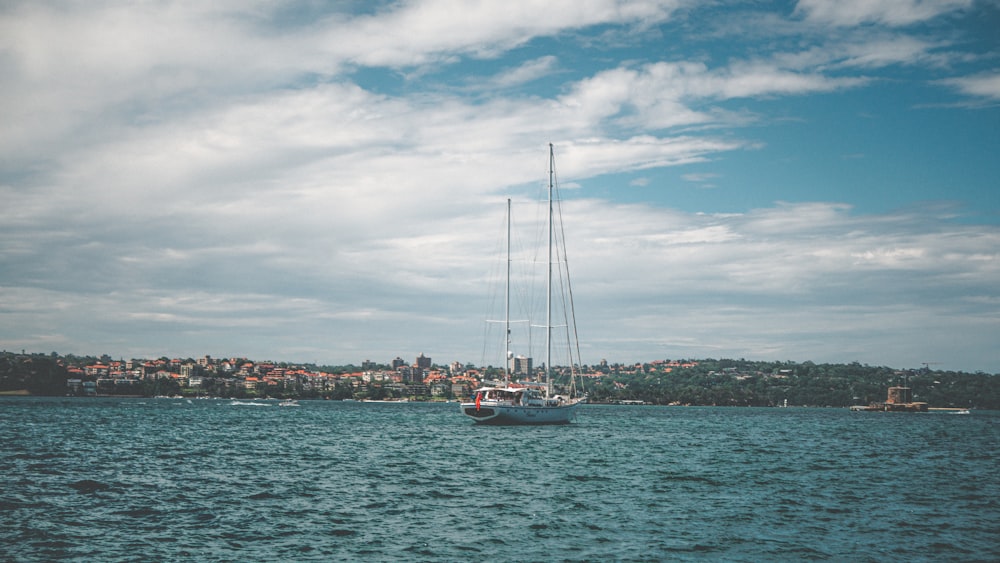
[[85, 364, 110, 377]]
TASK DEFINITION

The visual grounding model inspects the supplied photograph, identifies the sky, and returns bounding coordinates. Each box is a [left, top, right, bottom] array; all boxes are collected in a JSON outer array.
[[2, 0, 999, 373]]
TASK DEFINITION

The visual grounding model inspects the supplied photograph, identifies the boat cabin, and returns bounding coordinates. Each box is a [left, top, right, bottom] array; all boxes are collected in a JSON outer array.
[[476, 386, 546, 407]]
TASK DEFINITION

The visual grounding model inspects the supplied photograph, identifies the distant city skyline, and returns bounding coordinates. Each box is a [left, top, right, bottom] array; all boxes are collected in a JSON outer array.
[[2, 1, 998, 372]]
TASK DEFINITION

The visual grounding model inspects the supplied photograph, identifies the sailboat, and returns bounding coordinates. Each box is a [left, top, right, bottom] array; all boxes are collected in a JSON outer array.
[[461, 144, 586, 424]]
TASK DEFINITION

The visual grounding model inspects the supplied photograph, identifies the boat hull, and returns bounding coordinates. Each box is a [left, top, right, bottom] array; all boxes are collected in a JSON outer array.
[[460, 401, 579, 425]]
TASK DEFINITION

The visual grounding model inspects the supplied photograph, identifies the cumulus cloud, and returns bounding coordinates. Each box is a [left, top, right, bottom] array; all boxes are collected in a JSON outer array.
[[1, 0, 997, 371], [567, 201, 999, 367]]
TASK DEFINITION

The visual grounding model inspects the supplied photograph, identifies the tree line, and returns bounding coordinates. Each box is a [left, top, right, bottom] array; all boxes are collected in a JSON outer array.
[[567, 359, 998, 409]]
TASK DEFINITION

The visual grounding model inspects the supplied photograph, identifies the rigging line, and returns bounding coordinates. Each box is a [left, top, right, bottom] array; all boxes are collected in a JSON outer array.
[[509, 199, 537, 366], [551, 151, 585, 397], [552, 203, 578, 394], [481, 197, 513, 369]]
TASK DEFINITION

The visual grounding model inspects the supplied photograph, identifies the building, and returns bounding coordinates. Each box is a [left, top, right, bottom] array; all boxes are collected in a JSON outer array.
[[415, 353, 431, 370], [396, 364, 413, 383], [513, 355, 532, 377]]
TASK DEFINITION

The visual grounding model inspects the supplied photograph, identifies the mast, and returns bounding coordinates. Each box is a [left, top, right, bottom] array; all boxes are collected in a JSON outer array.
[[505, 197, 512, 383], [546, 143, 554, 398]]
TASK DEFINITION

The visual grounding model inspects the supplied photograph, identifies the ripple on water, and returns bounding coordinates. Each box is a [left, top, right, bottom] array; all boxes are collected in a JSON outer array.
[[1, 399, 998, 561]]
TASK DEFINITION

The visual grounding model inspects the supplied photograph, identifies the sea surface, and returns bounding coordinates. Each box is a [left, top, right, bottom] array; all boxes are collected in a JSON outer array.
[[1, 397, 997, 562]]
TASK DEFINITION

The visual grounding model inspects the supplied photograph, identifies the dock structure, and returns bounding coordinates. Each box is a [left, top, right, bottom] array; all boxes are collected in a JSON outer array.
[[850, 386, 928, 412]]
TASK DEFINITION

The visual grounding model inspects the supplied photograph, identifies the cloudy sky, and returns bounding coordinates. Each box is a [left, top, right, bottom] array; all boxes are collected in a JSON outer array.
[[2, 0, 998, 372]]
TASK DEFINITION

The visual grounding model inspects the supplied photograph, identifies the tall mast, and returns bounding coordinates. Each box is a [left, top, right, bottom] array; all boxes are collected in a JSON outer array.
[[505, 197, 512, 383], [546, 143, 554, 398]]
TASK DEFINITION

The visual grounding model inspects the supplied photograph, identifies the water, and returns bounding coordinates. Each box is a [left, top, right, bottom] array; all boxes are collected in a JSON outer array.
[[2, 398, 997, 562]]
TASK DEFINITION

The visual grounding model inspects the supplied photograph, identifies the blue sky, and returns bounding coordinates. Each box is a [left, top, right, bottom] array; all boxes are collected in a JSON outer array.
[[1, 0, 998, 372]]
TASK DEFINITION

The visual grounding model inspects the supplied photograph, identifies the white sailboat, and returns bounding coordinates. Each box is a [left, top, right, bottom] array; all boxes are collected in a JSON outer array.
[[461, 144, 586, 424]]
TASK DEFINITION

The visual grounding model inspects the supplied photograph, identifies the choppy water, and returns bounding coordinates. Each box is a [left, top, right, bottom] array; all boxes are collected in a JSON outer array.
[[1, 397, 997, 561]]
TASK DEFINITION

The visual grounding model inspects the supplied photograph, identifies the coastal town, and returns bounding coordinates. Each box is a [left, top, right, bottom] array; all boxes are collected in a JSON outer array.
[[63, 352, 516, 401], [57, 353, 697, 401], [3, 349, 696, 402], [1, 350, 996, 408]]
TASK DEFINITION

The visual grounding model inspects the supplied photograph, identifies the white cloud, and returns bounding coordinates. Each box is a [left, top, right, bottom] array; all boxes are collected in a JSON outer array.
[[942, 71, 1000, 100], [6, 197, 996, 370], [560, 61, 867, 133], [323, 0, 682, 67], [0, 1, 682, 163], [682, 173, 719, 183], [1, 1, 997, 372], [563, 201, 999, 368], [834, 35, 952, 68], [794, 0, 974, 27], [486, 56, 560, 89]]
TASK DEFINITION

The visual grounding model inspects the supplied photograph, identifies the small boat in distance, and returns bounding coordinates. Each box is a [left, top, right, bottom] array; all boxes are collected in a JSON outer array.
[[461, 144, 586, 425]]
